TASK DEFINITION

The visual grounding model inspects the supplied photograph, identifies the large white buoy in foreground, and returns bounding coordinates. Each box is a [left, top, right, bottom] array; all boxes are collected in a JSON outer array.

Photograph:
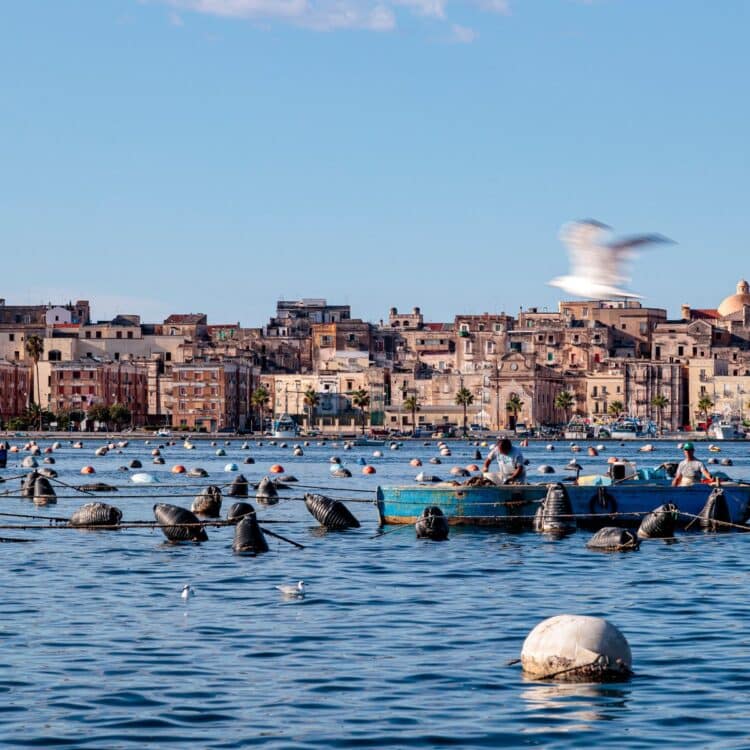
[[521, 614, 632, 682]]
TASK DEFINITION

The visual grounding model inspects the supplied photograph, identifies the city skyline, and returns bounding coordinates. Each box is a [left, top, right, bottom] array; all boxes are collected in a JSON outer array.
[[2, 1, 747, 324]]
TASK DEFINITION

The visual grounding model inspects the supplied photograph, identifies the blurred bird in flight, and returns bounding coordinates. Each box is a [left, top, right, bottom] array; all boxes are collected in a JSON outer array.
[[549, 220, 673, 299]]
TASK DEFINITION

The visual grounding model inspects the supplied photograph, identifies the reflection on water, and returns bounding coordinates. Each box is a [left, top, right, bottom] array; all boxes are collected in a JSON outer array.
[[0, 437, 749, 748], [521, 681, 631, 732]]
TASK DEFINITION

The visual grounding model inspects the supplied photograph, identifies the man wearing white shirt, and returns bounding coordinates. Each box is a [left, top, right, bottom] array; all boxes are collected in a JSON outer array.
[[482, 437, 526, 485]]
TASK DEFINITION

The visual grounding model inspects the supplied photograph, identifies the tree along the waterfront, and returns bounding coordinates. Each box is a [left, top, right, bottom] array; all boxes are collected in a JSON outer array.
[[351, 388, 370, 435]]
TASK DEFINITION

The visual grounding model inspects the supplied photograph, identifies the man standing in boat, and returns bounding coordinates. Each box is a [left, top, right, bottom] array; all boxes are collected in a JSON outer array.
[[672, 442, 712, 487], [483, 437, 526, 485]]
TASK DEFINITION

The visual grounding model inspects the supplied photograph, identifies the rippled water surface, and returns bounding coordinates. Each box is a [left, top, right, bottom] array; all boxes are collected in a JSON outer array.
[[2, 435, 750, 748]]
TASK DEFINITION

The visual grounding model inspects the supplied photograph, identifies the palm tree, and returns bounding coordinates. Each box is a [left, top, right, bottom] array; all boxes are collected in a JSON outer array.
[[251, 386, 270, 433], [302, 388, 319, 431], [24, 334, 44, 429], [506, 393, 524, 431], [403, 395, 420, 436], [697, 396, 714, 428], [608, 400, 624, 418], [351, 388, 370, 435], [455, 386, 474, 437], [554, 390, 574, 423], [651, 394, 670, 431]]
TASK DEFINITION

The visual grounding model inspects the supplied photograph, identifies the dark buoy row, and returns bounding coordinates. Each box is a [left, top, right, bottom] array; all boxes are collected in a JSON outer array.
[[534, 483, 575, 535], [304, 493, 360, 530], [153, 503, 208, 543], [69, 502, 123, 528], [415, 506, 449, 541], [232, 514, 269, 555], [192, 485, 222, 517], [587, 527, 639, 552]]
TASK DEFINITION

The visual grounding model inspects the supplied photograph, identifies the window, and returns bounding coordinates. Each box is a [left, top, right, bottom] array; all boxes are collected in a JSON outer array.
[[8, 334, 14, 342], [85, 331, 91, 339], [640, 323, 648, 335], [547, 352, 553, 361], [95, 331, 102, 339], [692, 347, 697, 356], [114, 352, 120, 361], [127, 331, 133, 339], [655, 346, 661, 359], [677, 346, 684, 356], [592, 386, 598, 396], [494, 324, 504, 332], [116, 331, 122, 339]]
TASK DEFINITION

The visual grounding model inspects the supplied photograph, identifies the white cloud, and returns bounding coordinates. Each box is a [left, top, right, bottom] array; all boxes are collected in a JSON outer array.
[[156, 0, 511, 33], [451, 23, 476, 42]]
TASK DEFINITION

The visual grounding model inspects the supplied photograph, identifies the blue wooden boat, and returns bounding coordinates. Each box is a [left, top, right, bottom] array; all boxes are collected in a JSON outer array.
[[376, 477, 750, 529]]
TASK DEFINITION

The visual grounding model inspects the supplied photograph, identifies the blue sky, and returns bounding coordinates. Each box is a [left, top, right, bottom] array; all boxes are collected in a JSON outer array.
[[1, 1, 747, 325]]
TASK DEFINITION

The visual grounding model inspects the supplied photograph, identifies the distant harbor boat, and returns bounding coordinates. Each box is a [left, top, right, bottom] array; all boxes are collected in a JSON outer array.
[[272, 413, 299, 439]]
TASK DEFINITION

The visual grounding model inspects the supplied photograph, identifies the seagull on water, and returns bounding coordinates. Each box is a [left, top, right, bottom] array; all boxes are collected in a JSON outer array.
[[181, 584, 195, 600], [549, 220, 673, 300], [276, 581, 305, 597]]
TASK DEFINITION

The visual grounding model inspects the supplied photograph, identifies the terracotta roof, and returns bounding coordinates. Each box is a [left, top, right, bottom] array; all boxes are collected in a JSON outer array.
[[164, 314, 207, 325], [424, 323, 450, 331], [692, 309, 720, 320]]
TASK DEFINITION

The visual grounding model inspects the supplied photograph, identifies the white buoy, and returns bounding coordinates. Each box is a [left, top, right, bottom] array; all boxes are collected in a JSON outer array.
[[373, 450, 383, 458], [521, 614, 632, 681], [639, 443, 654, 452], [131, 472, 159, 484], [224, 463, 239, 472]]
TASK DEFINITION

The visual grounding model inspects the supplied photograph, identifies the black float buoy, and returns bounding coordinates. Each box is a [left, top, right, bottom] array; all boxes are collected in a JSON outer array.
[[33, 476, 57, 506], [698, 487, 731, 532], [232, 514, 269, 555], [21, 471, 40, 499], [226, 501, 256, 524], [415, 506, 449, 541], [473, 449, 482, 461], [69, 502, 123, 528], [304, 493, 360, 530], [227, 474, 250, 498], [256, 476, 279, 505], [129, 459, 142, 469], [637, 503, 679, 539], [534, 483, 576, 535], [153, 503, 208, 543], [586, 527, 639, 552], [191, 485, 222, 517]]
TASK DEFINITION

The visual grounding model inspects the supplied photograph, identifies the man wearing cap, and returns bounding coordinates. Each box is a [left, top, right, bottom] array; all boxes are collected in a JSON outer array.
[[672, 442, 712, 487], [483, 437, 526, 485]]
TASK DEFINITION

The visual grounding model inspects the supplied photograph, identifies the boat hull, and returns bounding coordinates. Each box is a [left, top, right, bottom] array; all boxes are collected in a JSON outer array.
[[376, 482, 750, 529]]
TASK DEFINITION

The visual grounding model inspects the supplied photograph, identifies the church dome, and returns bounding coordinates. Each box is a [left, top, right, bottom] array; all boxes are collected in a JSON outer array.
[[718, 280, 750, 317]]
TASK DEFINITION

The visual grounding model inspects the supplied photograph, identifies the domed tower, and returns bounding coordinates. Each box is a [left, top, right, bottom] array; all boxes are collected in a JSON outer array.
[[718, 280, 750, 318]]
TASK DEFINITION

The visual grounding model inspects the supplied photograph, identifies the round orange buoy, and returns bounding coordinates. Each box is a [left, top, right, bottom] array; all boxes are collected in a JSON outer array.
[[466, 464, 480, 472], [270, 464, 284, 474], [80, 466, 95, 474], [171, 464, 186, 474], [410, 458, 422, 467], [362, 465, 376, 474]]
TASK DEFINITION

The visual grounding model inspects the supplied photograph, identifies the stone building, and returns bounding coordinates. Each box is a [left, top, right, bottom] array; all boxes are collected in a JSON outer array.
[[50, 361, 149, 426], [0, 361, 31, 424], [168, 360, 254, 432]]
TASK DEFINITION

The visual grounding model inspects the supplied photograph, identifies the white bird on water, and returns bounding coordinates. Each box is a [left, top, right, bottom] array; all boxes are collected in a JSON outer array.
[[276, 581, 305, 597], [549, 220, 673, 300], [181, 584, 195, 600]]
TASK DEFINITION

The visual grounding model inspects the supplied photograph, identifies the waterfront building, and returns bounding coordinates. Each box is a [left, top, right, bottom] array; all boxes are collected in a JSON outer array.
[[0, 361, 31, 424]]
